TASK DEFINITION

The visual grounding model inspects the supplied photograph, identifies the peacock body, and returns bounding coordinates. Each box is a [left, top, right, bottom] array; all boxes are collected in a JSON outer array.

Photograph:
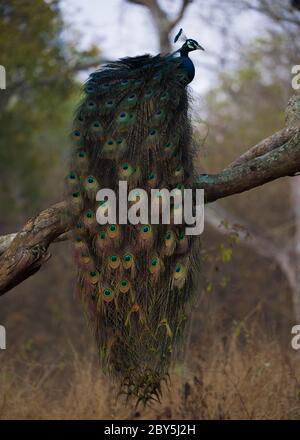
[[67, 32, 204, 405]]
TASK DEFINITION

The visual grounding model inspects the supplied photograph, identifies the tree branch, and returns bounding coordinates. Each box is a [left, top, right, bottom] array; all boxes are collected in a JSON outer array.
[[196, 130, 300, 203], [0, 202, 68, 296], [0, 97, 299, 296]]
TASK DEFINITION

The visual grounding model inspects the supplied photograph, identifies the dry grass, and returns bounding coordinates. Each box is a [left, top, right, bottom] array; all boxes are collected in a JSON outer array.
[[1, 330, 300, 420]]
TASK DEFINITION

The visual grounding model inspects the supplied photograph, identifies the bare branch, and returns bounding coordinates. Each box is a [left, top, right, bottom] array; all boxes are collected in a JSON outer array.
[[169, 0, 193, 31], [227, 126, 299, 169], [196, 130, 300, 203], [0, 202, 68, 296]]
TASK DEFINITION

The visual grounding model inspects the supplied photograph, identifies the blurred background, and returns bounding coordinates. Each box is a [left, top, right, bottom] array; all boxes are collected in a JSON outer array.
[[0, 0, 300, 419]]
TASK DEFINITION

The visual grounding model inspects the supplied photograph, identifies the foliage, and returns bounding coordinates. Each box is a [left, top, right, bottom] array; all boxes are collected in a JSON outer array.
[[0, 0, 98, 221]]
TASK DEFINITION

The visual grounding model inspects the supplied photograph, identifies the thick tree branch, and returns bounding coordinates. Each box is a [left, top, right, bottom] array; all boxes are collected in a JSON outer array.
[[0, 202, 68, 295], [196, 130, 300, 203], [0, 98, 299, 296], [227, 126, 299, 169]]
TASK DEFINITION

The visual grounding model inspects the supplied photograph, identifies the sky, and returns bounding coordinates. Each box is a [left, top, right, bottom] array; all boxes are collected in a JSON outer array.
[[60, 0, 264, 94]]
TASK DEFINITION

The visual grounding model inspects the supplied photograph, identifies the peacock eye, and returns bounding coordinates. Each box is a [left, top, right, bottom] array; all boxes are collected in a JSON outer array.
[[109, 224, 116, 232], [87, 177, 94, 184], [178, 232, 185, 240], [110, 255, 118, 262], [90, 271, 97, 277], [104, 288, 112, 296], [151, 258, 158, 266], [148, 172, 155, 180], [150, 129, 157, 136], [116, 138, 123, 144], [74, 130, 81, 137], [69, 173, 76, 179], [122, 163, 129, 170], [78, 151, 86, 158], [72, 192, 80, 198], [165, 231, 171, 240], [175, 264, 181, 273], [121, 279, 128, 287], [123, 254, 131, 262], [107, 139, 114, 145], [99, 231, 106, 239], [142, 225, 150, 233]]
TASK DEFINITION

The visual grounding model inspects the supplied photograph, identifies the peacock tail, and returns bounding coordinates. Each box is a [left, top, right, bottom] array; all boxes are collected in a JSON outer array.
[[66, 46, 202, 405]]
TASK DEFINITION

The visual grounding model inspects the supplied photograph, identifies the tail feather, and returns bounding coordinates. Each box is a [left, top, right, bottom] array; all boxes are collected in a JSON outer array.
[[67, 53, 201, 404]]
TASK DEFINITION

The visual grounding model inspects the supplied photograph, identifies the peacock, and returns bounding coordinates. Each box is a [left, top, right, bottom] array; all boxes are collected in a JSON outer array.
[[66, 29, 205, 405]]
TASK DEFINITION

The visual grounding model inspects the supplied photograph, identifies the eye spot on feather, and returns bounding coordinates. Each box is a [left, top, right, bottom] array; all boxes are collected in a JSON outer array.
[[101, 287, 114, 302], [85, 210, 94, 219], [175, 264, 181, 273], [105, 100, 115, 109], [99, 231, 106, 240], [86, 101, 97, 110], [127, 94, 137, 103], [151, 257, 158, 267], [123, 254, 132, 263], [165, 231, 172, 240], [149, 129, 157, 136], [85, 85, 95, 94], [68, 172, 76, 180], [73, 130, 81, 138], [120, 79, 130, 87]]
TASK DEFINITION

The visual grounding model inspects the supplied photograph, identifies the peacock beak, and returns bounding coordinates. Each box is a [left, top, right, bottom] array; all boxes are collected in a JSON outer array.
[[197, 44, 205, 51]]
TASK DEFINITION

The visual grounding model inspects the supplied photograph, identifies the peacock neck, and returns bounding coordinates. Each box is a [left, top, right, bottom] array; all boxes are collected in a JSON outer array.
[[178, 51, 195, 84]]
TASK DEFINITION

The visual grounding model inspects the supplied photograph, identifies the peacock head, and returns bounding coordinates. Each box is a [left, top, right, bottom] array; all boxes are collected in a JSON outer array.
[[174, 28, 205, 54]]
